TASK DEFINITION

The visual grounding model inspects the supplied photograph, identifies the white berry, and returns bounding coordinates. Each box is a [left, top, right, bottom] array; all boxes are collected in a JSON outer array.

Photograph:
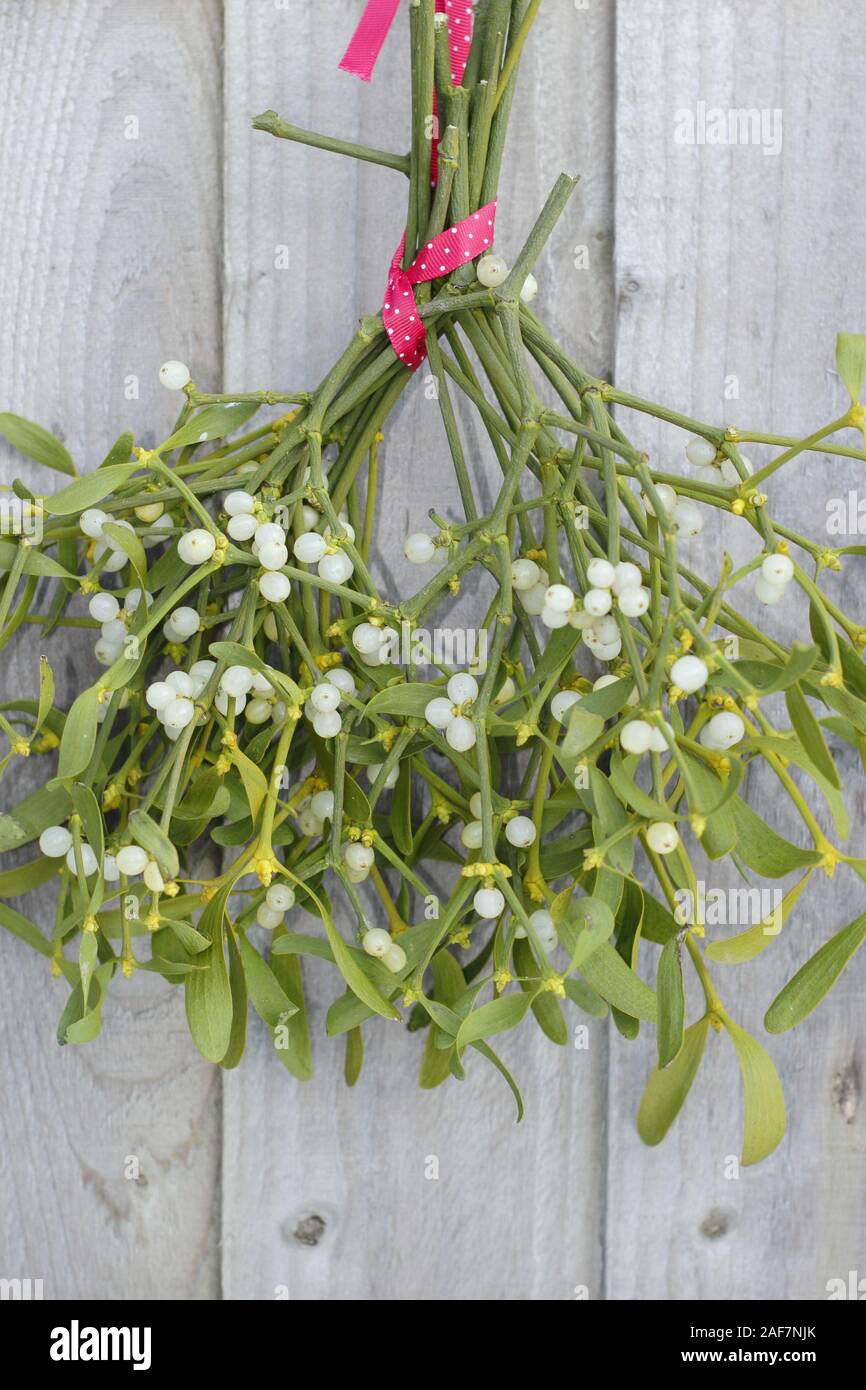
[[505, 815, 536, 848], [551, 690, 580, 722], [446, 716, 476, 751], [460, 820, 484, 849], [620, 719, 652, 755], [80, 508, 108, 539], [474, 887, 505, 919], [511, 558, 540, 591], [670, 655, 708, 693], [612, 561, 642, 596], [447, 673, 478, 704], [617, 586, 650, 618], [476, 254, 508, 287], [293, 532, 327, 565], [646, 822, 679, 855], [685, 438, 716, 467], [404, 532, 436, 564], [66, 844, 98, 876], [178, 529, 216, 564], [116, 844, 148, 876], [159, 360, 190, 390], [586, 558, 616, 589], [761, 553, 794, 585], [363, 928, 392, 958], [673, 499, 703, 537], [520, 272, 538, 304], [267, 884, 295, 913], [318, 551, 354, 584], [259, 571, 291, 602], [705, 711, 745, 748], [40, 825, 72, 858]]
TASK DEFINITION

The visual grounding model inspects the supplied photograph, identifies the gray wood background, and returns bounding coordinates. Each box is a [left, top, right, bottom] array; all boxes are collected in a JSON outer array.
[[1, 0, 864, 1301]]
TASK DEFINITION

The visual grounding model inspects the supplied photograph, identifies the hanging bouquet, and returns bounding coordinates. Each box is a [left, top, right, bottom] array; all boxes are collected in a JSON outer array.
[[2, 0, 866, 1166]]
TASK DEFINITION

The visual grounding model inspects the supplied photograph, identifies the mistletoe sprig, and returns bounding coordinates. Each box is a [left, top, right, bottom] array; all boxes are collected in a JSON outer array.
[[2, 0, 866, 1164]]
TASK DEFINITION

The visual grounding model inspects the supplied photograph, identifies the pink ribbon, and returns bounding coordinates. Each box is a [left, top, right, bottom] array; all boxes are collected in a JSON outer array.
[[383, 200, 497, 371], [341, 2, 487, 371], [340, 0, 474, 86]]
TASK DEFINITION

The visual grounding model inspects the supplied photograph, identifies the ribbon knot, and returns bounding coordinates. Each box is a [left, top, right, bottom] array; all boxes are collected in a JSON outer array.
[[383, 201, 497, 372]]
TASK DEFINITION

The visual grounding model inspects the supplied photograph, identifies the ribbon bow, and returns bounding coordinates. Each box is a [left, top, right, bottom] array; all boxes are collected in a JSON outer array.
[[384, 201, 497, 372], [340, 0, 474, 87]]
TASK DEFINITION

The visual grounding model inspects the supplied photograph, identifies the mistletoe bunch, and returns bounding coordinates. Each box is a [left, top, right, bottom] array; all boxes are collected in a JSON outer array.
[[2, 0, 866, 1165]]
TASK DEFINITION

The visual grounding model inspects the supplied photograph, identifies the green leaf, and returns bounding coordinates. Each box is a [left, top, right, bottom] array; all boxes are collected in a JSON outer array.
[[721, 1015, 787, 1165], [576, 676, 636, 720], [35, 656, 55, 736], [99, 430, 135, 469], [470, 1040, 525, 1121], [163, 401, 259, 451], [184, 886, 233, 1063], [835, 330, 866, 403], [79, 930, 99, 1008], [514, 938, 568, 1045], [227, 747, 269, 827], [128, 808, 179, 879], [765, 909, 866, 1033], [557, 895, 616, 969], [560, 702, 604, 762], [455, 991, 530, 1054], [42, 463, 140, 516], [609, 751, 674, 821], [419, 948, 466, 1088], [237, 932, 298, 1028], [167, 919, 210, 955], [580, 942, 657, 1021], [64, 962, 114, 1044], [101, 520, 147, 582], [656, 935, 685, 1067], [785, 684, 840, 789], [389, 761, 413, 855], [730, 797, 822, 877], [219, 928, 248, 1069], [641, 892, 680, 946], [0, 412, 75, 476], [733, 642, 819, 694], [0, 855, 58, 897], [72, 783, 104, 862], [0, 900, 51, 955], [364, 681, 435, 719], [344, 1027, 364, 1087], [269, 935, 313, 1080], [638, 1016, 709, 1146], [706, 870, 814, 964], [58, 687, 100, 780], [298, 875, 400, 1022]]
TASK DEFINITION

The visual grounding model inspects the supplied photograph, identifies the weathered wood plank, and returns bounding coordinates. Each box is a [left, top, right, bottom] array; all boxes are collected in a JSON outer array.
[[0, 0, 223, 1299], [607, 0, 866, 1300], [220, 0, 615, 1299]]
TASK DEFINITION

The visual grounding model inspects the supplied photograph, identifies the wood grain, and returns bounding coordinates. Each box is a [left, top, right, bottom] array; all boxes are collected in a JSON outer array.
[[607, 0, 866, 1300], [0, 0, 223, 1299], [220, 0, 615, 1300]]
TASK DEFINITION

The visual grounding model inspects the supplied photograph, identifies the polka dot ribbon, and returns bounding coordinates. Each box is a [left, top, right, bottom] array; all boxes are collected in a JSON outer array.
[[341, 1, 490, 371], [339, 0, 474, 86], [383, 200, 497, 371]]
